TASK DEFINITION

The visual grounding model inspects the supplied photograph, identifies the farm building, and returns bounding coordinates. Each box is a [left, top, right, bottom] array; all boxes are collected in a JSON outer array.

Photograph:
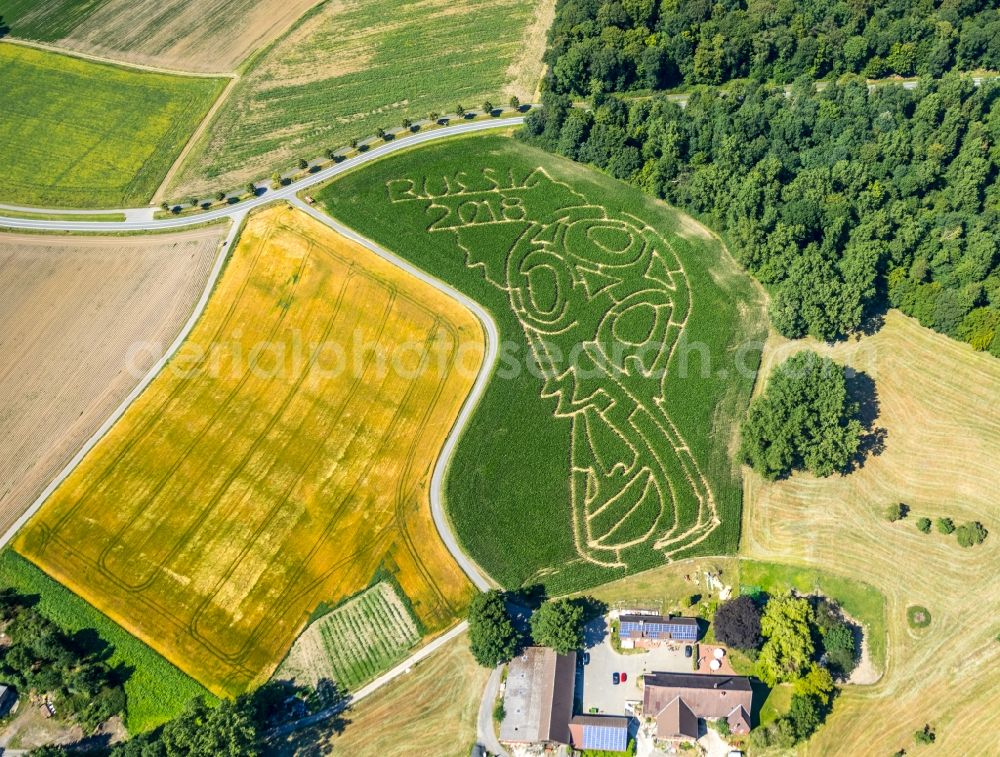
[[569, 715, 630, 752], [643, 672, 753, 740], [618, 614, 699, 648], [499, 647, 576, 745]]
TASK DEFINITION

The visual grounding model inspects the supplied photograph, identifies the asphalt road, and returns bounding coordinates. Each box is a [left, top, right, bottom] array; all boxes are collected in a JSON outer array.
[[0, 117, 524, 233], [290, 197, 497, 591], [0, 116, 525, 742]]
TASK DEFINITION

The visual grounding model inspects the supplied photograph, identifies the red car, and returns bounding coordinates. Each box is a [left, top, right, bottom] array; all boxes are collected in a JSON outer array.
[[620, 672, 628, 683]]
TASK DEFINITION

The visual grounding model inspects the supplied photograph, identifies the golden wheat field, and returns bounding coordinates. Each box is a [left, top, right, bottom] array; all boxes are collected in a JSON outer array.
[[744, 310, 1000, 755], [15, 205, 483, 697], [0, 227, 224, 537]]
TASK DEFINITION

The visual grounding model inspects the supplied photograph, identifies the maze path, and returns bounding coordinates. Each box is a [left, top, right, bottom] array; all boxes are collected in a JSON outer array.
[[389, 167, 720, 568]]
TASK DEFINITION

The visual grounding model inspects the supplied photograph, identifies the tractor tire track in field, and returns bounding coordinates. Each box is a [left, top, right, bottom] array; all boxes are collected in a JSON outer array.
[[0, 122, 509, 730]]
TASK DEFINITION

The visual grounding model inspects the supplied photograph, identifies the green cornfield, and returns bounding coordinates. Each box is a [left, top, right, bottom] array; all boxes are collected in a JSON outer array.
[[316, 135, 768, 595]]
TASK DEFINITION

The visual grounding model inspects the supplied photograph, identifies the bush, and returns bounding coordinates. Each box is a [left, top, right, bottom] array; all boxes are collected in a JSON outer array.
[[935, 517, 955, 534], [713, 595, 762, 651], [885, 503, 908, 522], [914, 723, 935, 744], [915, 517, 931, 534], [740, 352, 864, 479], [297, 158, 308, 170], [509, 95, 520, 111], [214, 191, 226, 202], [955, 521, 988, 547], [492, 699, 505, 723], [907, 606, 931, 629]]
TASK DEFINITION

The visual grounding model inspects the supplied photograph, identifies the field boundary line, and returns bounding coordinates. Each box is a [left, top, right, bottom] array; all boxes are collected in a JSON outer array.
[[0, 215, 242, 552], [0, 37, 236, 79], [152, 74, 242, 205], [291, 197, 498, 591], [266, 619, 470, 740], [0, 118, 524, 230]]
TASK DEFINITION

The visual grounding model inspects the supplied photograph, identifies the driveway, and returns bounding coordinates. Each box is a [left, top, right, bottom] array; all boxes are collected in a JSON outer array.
[[578, 620, 695, 716]]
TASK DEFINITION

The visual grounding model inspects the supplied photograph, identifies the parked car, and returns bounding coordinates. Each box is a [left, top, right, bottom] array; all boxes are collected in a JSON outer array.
[[684, 645, 693, 658], [620, 672, 627, 682], [612, 672, 620, 685], [582, 652, 590, 665]]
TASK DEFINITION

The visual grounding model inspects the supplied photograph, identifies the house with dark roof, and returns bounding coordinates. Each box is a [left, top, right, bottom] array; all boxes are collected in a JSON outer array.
[[643, 672, 753, 741], [569, 715, 630, 752], [618, 614, 699, 648], [499, 647, 576, 745]]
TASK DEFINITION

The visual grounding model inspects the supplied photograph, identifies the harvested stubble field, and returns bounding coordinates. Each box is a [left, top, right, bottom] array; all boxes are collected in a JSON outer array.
[[1, 0, 320, 73], [0, 44, 224, 208], [0, 227, 224, 538], [15, 205, 482, 696], [271, 631, 487, 757], [0, 44, 223, 208], [276, 581, 420, 691], [316, 135, 767, 594], [169, 0, 553, 197], [743, 310, 1000, 755]]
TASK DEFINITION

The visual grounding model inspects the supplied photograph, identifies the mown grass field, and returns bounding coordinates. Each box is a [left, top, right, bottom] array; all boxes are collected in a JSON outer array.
[[272, 631, 487, 757], [743, 311, 1000, 755], [276, 582, 420, 691], [0, 44, 223, 207], [169, 0, 551, 196], [0, 551, 211, 733], [15, 205, 482, 696], [316, 135, 767, 594]]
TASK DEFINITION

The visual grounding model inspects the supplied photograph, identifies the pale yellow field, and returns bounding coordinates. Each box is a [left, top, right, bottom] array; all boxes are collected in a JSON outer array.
[[744, 310, 1000, 755], [56, 0, 320, 74], [15, 206, 482, 697], [0, 227, 223, 536], [271, 631, 487, 757]]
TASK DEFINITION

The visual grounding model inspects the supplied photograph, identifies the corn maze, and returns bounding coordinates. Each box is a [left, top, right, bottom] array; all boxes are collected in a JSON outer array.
[[387, 166, 720, 569], [318, 137, 765, 592], [276, 582, 420, 691]]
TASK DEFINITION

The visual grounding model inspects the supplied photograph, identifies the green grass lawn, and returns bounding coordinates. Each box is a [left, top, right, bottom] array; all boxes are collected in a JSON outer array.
[[315, 135, 766, 595], [0, 44, 223, 208], [169, 0, 544, 197], [739, 560, 887, 670], [0, 551, 213, 733]]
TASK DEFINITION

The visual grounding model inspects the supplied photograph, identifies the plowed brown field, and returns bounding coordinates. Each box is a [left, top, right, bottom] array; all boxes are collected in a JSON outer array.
[[0, 227, 224, 537]]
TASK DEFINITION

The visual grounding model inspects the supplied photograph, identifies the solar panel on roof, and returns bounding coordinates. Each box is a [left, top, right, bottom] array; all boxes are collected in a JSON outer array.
[[582, 724, 628, 752], [619, 620, 697, 639]]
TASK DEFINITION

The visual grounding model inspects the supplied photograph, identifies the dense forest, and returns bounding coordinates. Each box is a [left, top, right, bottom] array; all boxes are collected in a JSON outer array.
[[546, 0, 1000, 94], [525, 74, 1000, 353]]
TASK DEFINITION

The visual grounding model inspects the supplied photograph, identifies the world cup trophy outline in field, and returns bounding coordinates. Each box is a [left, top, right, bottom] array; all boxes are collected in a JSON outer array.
[[388, 166, 719, 568]]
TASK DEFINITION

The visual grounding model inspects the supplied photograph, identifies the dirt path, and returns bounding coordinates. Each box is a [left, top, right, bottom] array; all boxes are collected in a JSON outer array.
[[152, 74, 241, 205]]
